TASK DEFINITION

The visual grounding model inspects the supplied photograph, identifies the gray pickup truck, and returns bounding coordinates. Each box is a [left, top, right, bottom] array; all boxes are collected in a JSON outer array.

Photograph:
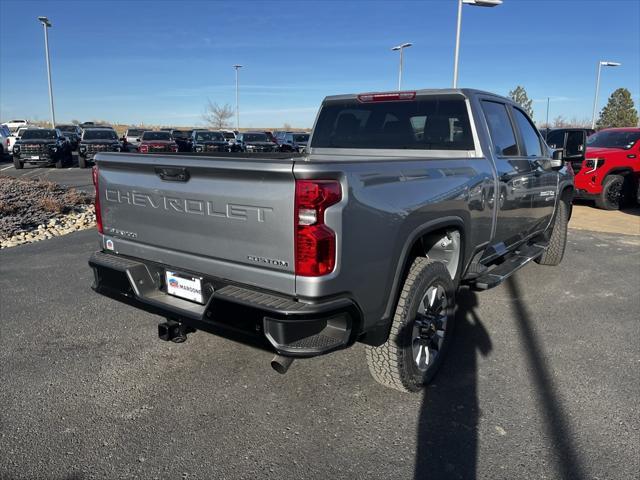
[[89, 88, 572, 392]]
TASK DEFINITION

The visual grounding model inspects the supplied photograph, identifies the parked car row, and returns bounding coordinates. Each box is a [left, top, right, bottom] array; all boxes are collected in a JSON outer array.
[[3, 118, 637, 210]]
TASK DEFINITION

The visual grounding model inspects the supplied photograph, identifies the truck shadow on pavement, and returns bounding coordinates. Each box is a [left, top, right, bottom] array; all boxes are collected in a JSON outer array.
[[414, 279, 587, 479], [413, 287, 491, 479]]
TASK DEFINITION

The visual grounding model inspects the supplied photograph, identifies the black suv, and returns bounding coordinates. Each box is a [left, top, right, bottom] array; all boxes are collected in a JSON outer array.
[[78, 128, 123, 168], [278, 132, 309, 152], [236, 132, 279, 152], [171, 130, 193, 152], [13, 128, 72, 169], [191, 130, 235, 152], [56, 124, 83, 150]]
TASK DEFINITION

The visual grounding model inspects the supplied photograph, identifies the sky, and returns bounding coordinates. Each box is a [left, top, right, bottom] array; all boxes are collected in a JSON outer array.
[[1, 0, 638, 128]]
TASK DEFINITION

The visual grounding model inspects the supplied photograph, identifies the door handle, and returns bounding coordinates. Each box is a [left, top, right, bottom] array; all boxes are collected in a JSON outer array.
[[155, 167, 189, 182]]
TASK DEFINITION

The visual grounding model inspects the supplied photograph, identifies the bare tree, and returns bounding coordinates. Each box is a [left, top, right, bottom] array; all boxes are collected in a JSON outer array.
[[553, 115, 569, 128], [202, 100, 234, 129], [568, 116, 592, 128], [283, 122, 292, 130]]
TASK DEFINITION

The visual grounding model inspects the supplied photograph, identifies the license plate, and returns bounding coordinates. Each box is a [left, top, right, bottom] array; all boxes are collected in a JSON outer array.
[[165, 271, 203, 304], [30, 156, 40, 160]]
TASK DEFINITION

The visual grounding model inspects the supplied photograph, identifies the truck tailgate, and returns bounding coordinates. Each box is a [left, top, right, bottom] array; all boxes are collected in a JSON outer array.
[[95, 153, 296, 294]]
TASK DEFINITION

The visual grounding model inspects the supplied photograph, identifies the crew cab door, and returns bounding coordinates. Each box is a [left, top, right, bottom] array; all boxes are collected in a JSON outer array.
[[480, 100, 541, 252], [510, 106, 557, 233]]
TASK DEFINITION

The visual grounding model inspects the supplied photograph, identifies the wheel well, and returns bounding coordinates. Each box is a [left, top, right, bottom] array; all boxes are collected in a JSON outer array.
[[606, 168, 634, 178], [404, 227, 463, 283]]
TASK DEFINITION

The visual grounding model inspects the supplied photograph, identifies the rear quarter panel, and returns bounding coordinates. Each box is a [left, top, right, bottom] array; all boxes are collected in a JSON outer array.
[[294, 155, 494, 333]]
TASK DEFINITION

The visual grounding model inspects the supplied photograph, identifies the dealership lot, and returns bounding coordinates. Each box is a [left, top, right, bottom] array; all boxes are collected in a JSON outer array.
[[1, 223, 638, 479]]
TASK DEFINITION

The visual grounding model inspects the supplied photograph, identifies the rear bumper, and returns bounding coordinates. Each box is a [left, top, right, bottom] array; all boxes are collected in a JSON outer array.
[[88, 251, 358, 357]]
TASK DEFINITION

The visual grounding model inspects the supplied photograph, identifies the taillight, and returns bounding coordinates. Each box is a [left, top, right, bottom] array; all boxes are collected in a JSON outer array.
[[295, 180, 341, 276], [92, 165, 103, 234], [357, 91, 416, 102], [139, 144, 149, 153]]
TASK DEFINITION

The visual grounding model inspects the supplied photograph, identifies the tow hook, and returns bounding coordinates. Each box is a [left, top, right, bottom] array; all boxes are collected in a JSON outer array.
[[158, 319, 194, 343]]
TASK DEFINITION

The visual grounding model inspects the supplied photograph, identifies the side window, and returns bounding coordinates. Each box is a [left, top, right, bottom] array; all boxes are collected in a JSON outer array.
[[512, 108, 543, 157], [481, 101, 518, 156]]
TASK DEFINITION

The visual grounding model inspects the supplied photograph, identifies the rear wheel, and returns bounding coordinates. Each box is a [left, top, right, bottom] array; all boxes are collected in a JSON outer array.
[[595, 174, 626, 210], [13, 156, 23, 169], [366, 258, 455, 393]]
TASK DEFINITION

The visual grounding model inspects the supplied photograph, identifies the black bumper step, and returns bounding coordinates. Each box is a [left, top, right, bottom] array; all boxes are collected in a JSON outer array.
[[88, 251, 357, 357], [471, 244, 545, 291]]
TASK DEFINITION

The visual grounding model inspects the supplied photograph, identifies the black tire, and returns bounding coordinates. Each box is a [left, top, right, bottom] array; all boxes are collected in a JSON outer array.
[[535, 197, 569, 266], [595, 174, 626, 210], [78, 155, 87, 169], [13, 156, 23, 169], [366, 258, 455, 393]]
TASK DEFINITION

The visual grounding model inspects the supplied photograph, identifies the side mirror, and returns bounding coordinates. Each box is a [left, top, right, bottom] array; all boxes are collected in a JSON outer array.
[[550, 149, 564, 169], [136, 138, 141, 142]]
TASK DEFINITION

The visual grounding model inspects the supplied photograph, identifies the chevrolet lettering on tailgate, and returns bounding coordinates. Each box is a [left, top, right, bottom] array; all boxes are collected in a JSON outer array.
[[105, 189, 273, 222]]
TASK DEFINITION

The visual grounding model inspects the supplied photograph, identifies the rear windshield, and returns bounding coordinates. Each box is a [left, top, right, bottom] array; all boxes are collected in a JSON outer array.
[[21, 130, 57, 140], [243, 133, 268, 142], [83, 130, 118, 140], [142, 131, 172, 141], [195, 132, 224, 142], [222, 132, 235, 139], [293, 134, 309, 143], [587, 130, 640, 150], [311, 96, 474, 150], [172, 130, 188, 139], [127, 129, 143, 136], [57, 125, 77, 132]]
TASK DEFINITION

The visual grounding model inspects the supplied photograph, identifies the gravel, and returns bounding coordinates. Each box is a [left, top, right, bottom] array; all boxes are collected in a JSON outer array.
[[0, 177, 96, 248]]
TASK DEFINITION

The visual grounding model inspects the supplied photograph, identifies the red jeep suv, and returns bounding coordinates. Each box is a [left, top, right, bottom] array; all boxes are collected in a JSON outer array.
[[575, 128, 640, 209]]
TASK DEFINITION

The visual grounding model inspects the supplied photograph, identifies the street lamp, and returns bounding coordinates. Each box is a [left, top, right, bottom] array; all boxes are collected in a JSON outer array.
[[591, 60, 621, 129], [452, 0, 502, 88], [391, 43, 412, 91], [37, 16, 56, 127], [233, 64, 243, 131]]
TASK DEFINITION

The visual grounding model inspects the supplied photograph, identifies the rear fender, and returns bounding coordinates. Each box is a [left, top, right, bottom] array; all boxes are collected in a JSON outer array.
[[360, 216, 466, 346]]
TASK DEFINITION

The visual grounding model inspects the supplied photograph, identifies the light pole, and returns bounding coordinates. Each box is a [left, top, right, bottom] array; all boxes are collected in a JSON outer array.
[[391, 43, 412, 90], [452, 0, 502, 88], [591, 60, 621, 129], [545, 97, 550, 138], [37, 16, 56, 127], [233, 64, 242, 131]]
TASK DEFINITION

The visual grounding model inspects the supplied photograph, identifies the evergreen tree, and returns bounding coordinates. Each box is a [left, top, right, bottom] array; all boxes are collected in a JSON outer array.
[[508, 86, 534, 118], [596, 88, 639, 129]]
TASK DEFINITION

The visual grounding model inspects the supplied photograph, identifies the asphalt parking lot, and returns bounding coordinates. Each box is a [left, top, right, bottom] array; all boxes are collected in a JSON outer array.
[[1, 154, 93, 192], [1, 209, 639, 478]]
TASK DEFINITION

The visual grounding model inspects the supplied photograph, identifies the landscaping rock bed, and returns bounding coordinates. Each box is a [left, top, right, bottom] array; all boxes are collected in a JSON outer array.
[[0, 177, 96, 249]]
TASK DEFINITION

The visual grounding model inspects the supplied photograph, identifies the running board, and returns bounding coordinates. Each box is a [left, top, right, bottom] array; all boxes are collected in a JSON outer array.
[[470, 244, 545, 291]]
